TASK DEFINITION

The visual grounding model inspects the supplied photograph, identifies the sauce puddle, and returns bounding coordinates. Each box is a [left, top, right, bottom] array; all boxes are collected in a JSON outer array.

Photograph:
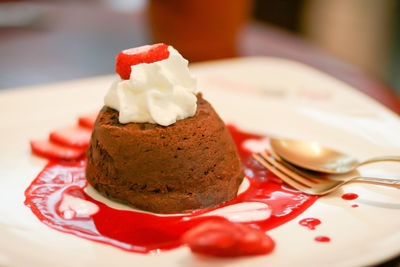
[[24, 125, 318, 253], [342, 193, 359, 201], [315, 236, 330, 242], [299, 218, 321, 230]]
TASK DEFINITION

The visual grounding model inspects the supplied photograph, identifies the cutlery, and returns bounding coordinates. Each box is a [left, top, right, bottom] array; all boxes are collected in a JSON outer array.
[[270, 138, 400, 174], [253, 149, 400, 195]]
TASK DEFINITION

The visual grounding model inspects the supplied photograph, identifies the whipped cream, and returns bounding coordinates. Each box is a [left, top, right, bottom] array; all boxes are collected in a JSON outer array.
[[104, 46, 198, 126]]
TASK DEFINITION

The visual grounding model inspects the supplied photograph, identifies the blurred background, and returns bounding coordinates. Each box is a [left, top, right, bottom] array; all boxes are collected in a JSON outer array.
[[0, 0, 399, 100]]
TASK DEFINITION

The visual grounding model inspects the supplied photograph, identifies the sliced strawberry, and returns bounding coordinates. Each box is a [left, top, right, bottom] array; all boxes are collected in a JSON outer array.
[[116, 43, 170, 79], [30, 140, 86, 160], [182, 220, 275, 257], [78, 112, 98, 129], [50, 126, 92, 148]]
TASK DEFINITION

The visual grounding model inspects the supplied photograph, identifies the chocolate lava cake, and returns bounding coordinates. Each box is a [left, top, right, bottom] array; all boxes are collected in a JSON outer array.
[[86, 94, 244, 213]]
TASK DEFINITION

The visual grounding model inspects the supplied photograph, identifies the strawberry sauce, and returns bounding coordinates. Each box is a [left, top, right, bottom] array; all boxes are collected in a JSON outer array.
[[342, 193, 359, 200], [315, 236, 331, 242], [299, 218, 321, 230], [24, 125, 318, 254]]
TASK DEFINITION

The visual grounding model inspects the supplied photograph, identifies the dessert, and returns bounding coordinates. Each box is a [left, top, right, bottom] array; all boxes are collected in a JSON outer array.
[[25, 45, 320, 258], [50, 126, 92, 148], [78, 112, 98, 129], [27, 123, 318, 255], [85, 44, 244, 213], [182, 219, 275, 257], [30, 123, 92, 160], [30, 139, 86, 160]]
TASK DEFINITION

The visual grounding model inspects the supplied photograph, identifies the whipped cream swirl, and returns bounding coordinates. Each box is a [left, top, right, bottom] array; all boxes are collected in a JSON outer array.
[[104, 46, 197, 126]]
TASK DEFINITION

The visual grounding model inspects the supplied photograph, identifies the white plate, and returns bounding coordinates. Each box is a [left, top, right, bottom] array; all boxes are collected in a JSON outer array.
[[0, 57, 399, 267]]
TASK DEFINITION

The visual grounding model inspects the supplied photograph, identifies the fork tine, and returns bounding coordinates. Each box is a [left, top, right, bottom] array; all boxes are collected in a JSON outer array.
[[266, 148, 322, 184], [253, 154, 311, 192], [260, 151, 316, 187]]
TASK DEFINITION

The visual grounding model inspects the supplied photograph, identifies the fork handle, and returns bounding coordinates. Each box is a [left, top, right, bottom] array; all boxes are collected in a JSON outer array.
[[359, 156, 400, 166], [353, 177, 400, 188]]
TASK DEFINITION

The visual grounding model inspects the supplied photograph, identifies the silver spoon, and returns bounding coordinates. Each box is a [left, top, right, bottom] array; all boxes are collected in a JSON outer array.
[[270, 138, 400, 174]]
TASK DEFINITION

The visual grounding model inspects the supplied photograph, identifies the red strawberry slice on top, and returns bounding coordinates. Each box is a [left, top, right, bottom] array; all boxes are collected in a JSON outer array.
[[182, 220, 275, 257], [116, 43, 170, 80], [50, 126, 92, 148], [30, 140, 86, 161]]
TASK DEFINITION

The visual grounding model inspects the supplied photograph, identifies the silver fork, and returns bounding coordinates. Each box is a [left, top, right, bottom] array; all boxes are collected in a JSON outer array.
[[253, 149, 400, 195]]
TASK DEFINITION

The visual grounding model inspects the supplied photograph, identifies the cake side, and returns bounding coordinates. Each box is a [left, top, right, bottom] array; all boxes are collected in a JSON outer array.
[[86, 94, 244, 213]]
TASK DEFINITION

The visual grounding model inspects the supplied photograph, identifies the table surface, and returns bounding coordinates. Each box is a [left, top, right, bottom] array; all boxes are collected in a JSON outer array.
[[0, 2, 399, 266]]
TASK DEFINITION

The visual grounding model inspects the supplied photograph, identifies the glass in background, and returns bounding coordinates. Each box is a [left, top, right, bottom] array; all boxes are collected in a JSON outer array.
[[302, 0, 396, 87], [388, 2, 400, 96], [148, 0, 252, 62], [252, 0, 400, 96]]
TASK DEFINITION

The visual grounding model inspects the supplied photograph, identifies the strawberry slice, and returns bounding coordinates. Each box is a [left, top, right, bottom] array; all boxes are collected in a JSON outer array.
[[182, 220, 275, 257], [30, 140, 86, 160], [78, 112, 98, 129], [50, 126, 92, 148], [116, 43, 170, 79]]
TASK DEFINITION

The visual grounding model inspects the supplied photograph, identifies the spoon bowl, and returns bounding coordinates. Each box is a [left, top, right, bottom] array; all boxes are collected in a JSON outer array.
[[270, 138, 400, 174]]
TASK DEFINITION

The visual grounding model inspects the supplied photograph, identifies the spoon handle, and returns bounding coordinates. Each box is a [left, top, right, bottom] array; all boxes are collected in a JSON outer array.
[[352, 177, 400, 188], [359, 156, 400, 166]]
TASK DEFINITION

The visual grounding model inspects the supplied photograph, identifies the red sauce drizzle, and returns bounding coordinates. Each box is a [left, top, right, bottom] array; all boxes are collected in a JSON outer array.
[[24, 125, 318, 254], [351, 204, 359, 208], [314, 236, 330, 242], [299, 218, 321, 230], [342, 193, 359, 200]]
